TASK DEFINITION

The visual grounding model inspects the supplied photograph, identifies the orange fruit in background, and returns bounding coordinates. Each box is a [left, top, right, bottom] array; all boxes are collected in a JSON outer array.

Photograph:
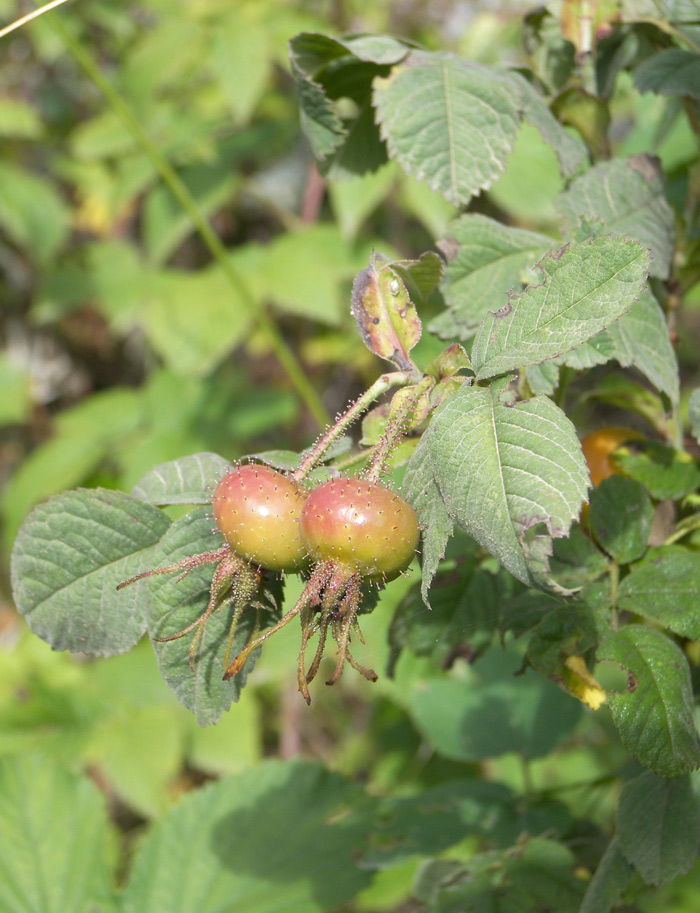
[[581, 427, 644, 488]]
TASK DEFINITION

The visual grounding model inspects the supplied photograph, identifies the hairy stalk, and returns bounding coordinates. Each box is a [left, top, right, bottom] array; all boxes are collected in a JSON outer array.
[[51, 17, 328, 428], [365, 375, 433, 483], [292, 371, 413, 481], [117, 547, 229, 590]]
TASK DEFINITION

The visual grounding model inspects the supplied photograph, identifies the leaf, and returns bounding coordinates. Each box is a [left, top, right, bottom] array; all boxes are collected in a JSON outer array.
[[401, 433, 454, 606], [121, 760, 373, 913], [141, 266, 251, 376], [598, 625, 700, 777], [0, 755, 116, 913], [351, 251, 422, 370], [617, 547, 700, 639], [588, 476, 653, 565], [432, 214, 554, 340], [145, 508, 282, 725], [132, 453, 232, 505], [403, 646, 581, 762], [579, 837, 636, 913], [511, 70, 589, 177], [690, 388, 700, 442], [11, 488, 170, 656], [0, 97, 44, 139], [617, 770, 700, 886], [604, 289, 680, 405], [373, 54, 522, 206], [613, 438, 700, 499], [0, 162, 70, 265], [0, 353, 31, 425], [426, 382, 589, 586], [210, 14, 270, 124], [472, 236, 651, 379], [557, 155, 676, 279], [635, 48, 700, 102]]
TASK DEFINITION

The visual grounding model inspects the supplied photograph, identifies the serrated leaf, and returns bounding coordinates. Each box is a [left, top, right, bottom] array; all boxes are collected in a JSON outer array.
[[598, 625, 700, 777], [432, 214, 554, 340], [144, 508, 281, 726], [557, 156, 675, 279], [511, 70, 589, 178], [604, 289, 680, 404], [290, 59, 347, 162], [11, 489, 170, 656], [635, 48, 700, 102], [121, 760, 373, 913], [617, 547, 700, 638], [132, 453, 232, 505], [0, 755, 116, 913], [472, 236, 650, 378], [351, 251, 422, 370], [402, 433, 454, 606], [617, 771, 700, 886], [427, 382, 589, 586], [373, 54, 521, 206], [589, 476, 653, 565]]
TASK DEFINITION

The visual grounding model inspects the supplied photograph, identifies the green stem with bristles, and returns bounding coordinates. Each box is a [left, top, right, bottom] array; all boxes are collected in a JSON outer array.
[[51, 16, 329, 428]]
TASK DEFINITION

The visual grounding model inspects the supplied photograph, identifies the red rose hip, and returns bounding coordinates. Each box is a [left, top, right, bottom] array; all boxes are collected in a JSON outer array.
[[300, 478, 419, 578], [213, 464, 306, 572]]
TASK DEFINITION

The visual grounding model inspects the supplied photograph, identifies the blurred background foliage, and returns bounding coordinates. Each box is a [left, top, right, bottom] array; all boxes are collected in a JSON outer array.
[[2, 1, 700, 911]]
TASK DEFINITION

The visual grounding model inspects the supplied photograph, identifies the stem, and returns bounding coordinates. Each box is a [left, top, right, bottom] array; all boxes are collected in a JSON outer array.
[[365, 375, 432, 483], [291, 371, 413, 481], [609, 561, 620, 631], [51, 17, 329, 428]]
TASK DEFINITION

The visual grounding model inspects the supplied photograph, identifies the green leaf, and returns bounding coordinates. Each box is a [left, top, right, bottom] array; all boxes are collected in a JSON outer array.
[[0, 354, 31, 425], [613, 438, 700, 499], [210, 14, 270, 124], [373, 54, 521, 206], [588, 476, 653, 565], [579, 837, 636, 913], [604, 289, 680, 405], [132, 453, 232, 505], [402, 433, 454, 606], [635, 48, 700, 102], [0, 162, 70, 264], [598, 625, 700, 777], [617, 547, 700, 638], [617, 770, 700, 886], [11, 488, 170, 656], [121, 760, 373, 912], [351, 251, 422, 370], [431, 214, 553, 340], [511, 70, 588, 178], [427, 382, 589, 586], [0, 97, 43, 139], [145, 508, 282, 725], [548, 524, 609, 590], [402, 645, 581, 761], [689, 389, 700, 443], [141, 266, 251, 376], [557, 155, 676, 279], [472, 236, 651, 379], [0, 755, 116, 913]]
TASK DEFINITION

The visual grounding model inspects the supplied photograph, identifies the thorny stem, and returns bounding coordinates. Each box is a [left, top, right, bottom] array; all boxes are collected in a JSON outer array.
[[116, 547, 229, 590], [52, 17, 329, 429], [291, 372, 413, 482], [365, 375, 433, 483]]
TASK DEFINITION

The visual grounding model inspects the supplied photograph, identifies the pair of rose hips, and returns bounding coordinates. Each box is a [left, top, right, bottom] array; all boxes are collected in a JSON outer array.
[[124, 462, 420, 702], [214, 463, 419, 580]]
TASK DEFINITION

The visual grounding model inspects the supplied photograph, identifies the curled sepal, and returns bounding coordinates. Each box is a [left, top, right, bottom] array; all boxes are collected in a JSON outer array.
[[351, 251, 423, 372]]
